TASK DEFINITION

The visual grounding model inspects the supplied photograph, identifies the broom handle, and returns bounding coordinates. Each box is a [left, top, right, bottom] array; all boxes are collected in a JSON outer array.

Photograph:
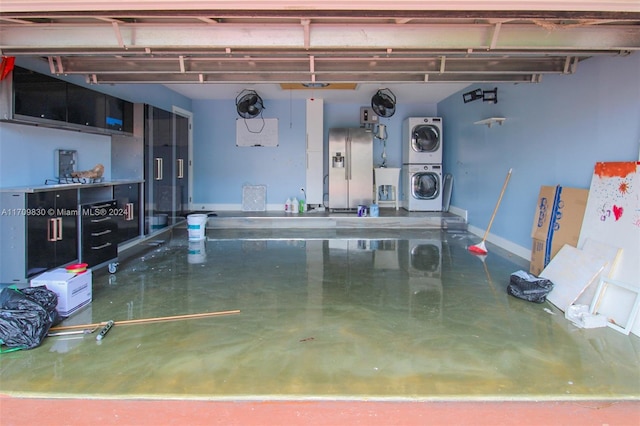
[[49, 309, 241, 332], [481, 168, 512, 241]]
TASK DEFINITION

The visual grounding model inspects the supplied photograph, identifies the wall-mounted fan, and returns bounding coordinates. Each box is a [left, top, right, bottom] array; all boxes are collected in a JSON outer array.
[[236, 89, 264, 119], [371, 88, 396, 118]]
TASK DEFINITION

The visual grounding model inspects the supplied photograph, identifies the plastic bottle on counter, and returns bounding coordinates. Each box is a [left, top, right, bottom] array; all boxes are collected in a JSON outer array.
[[285, 198, 291, 213], [291, 197, 299, 214]]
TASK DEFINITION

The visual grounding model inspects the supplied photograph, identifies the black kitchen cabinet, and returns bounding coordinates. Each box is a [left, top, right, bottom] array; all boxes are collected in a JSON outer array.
[[145, 106, 173, 233], [106, 95, 134, 133], [113, 183, 140, 244], [5, 66, 133, 135], [143, 105, 191, 235], [67, 84, 106, 128], [79, 200, 118, 267], [13, 66, 67, 122], [26, 189, 78, 277]]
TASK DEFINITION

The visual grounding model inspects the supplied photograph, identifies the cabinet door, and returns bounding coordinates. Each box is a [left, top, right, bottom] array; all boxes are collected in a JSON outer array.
[[26, 191, 57, 276], [145, 106, 176, 234], [55, 189, 78, 266], [114, 184, 140, 243], [67, 84, 106, 128], [174, 113, 189, 216], [25, 189, 77, 277], [105, 95, 134, 133], [13, 66, 67, 122], [153, 107, 174, 215]]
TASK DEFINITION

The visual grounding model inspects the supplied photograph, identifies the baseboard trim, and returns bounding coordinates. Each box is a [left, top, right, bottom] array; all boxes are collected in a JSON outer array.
[[448, 205, 467, 222]]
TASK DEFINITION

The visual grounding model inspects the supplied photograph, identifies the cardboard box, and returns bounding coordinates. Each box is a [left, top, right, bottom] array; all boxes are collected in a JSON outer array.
[[31, 269, 92, 316], [530, 186, 589, 275]]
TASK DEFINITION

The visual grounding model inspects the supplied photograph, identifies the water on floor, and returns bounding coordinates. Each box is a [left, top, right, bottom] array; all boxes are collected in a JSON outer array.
[[1, 228, 639, 400]]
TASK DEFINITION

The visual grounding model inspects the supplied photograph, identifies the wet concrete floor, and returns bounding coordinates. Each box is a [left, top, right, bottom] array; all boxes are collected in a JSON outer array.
[[1, 228, 639, 400]]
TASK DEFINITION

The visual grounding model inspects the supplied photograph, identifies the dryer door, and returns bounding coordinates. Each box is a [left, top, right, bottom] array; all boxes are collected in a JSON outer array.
[[411, 171, 441, 200], [411, 125, 440, 154]]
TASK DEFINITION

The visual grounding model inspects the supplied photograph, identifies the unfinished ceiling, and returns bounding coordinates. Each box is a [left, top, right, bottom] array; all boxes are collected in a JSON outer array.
[[1, 2, 639, 101]]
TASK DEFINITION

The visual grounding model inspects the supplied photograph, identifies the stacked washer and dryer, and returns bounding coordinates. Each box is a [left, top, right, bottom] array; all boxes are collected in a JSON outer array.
[[401, 117, 443, 211]]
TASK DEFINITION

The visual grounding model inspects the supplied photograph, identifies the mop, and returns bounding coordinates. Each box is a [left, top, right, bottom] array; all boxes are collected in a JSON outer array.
[[468, 168, 512, 255]]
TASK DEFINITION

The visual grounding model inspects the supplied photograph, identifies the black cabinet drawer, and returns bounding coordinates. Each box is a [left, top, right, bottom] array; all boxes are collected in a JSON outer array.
[[81, 236, 117, 267], [80, 200, 118, 266], [82, 221, 117, 245]]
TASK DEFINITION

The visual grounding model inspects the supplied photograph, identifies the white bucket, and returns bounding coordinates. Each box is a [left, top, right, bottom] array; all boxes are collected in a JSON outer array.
[[187, 239, 207, 264], [187, 214, 208, 241]]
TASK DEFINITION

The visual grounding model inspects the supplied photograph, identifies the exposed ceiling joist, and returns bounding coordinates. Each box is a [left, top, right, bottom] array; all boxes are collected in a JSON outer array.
[[0, 8, 638, 88]]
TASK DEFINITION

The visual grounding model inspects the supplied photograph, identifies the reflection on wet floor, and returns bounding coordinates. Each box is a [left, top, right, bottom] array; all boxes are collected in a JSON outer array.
[[1, 228, 639, 400]]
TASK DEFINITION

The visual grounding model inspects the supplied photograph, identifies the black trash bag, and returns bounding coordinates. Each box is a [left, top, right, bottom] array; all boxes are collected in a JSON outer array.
[[507, 270, 554, 304], [0, 286, 61, 350]]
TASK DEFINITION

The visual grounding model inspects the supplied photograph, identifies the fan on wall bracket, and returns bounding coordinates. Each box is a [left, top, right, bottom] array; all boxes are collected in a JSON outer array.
[[236, 89, 264, 119], [371, 88, 396, 118]]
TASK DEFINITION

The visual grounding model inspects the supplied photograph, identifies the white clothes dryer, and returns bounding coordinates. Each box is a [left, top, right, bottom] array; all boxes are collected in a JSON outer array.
[[401, 164, 443, 211], [402, 117, 443, 164]]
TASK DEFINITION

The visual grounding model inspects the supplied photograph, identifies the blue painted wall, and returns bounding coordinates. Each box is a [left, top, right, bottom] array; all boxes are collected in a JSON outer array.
[[438, 52, 640, 254], [0, 123, 113, 187], [191, 98, 307, 207], [191, 99, 437, 207]]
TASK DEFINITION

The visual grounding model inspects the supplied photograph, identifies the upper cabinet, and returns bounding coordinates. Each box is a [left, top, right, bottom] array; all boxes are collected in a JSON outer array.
[[1, 66, 133, 135], [13, 67, 67, 122], [67, 83, 105, 128], [106, 95, 133, 133]]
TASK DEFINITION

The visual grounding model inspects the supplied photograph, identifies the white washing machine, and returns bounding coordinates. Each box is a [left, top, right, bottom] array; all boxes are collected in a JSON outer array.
[[402, 117, 443, 164], [401, 164, 443, 211]]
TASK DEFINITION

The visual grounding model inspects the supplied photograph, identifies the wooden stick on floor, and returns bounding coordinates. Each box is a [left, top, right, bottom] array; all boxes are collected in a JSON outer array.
[[49, 309, 241, 332]]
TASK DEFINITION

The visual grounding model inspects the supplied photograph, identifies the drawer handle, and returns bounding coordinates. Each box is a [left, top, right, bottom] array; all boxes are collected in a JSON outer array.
[[91, 203, 112, 209], [91, 242, 112, 250], [91, 216, 112, 223], [91, 229, 112, 237]]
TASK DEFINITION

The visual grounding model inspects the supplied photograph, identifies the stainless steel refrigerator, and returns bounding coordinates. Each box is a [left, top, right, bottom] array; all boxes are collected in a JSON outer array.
[[328, 127, 373, 210]]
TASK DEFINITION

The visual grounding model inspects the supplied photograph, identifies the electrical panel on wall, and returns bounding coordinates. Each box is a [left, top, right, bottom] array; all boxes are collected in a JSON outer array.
[[360, 107, 378, 127]]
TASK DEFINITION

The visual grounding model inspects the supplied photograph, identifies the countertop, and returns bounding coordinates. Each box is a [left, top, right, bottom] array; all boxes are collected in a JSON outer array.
[[0, 179, 144, 193]]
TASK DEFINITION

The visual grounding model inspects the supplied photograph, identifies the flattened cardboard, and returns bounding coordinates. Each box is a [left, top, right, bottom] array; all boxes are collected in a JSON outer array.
[[529, 186, 589, 275]]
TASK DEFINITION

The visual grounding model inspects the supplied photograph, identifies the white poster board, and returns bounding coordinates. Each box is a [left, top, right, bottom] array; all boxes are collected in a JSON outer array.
[[236, 118, 278, 147], [577, 162, 640, 335], [541, 244, 607, 311]]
